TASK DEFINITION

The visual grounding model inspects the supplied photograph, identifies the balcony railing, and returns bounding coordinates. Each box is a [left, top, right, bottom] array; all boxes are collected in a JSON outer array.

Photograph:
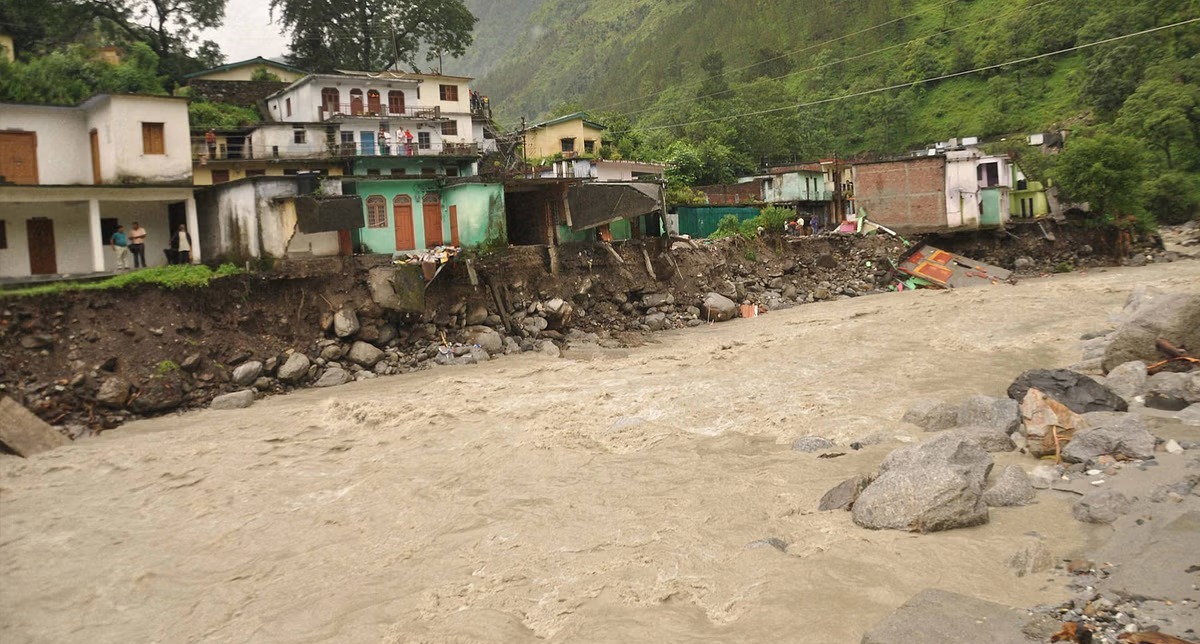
[[191, 137, 480, 161], [317, 103, 441, 121]]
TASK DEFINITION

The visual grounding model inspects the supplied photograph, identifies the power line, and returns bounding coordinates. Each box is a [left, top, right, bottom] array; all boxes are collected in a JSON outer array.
[[589, 0, 961, 112], [605, 17, 1200, 135], [610, 0, 1064, 119]]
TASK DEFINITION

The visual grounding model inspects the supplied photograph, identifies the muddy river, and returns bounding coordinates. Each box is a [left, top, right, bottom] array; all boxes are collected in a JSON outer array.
[[3, 260, 1199, 643]]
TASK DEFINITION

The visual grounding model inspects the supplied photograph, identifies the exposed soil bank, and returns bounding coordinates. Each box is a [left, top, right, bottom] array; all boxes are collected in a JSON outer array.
[[2, 259, 1197, 643]]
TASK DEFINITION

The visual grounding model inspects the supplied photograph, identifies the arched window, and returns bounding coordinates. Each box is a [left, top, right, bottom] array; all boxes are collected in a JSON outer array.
[[388, 90, 405, 115], [321, 88, 339, 116], [349, 89, 364, 115], [366, 195, 387, 228], [366, 89, 381, 114]]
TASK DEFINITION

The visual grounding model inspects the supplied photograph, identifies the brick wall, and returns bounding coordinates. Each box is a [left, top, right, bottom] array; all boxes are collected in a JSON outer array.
[[853, 157, 947, 232], [697, 180, 762, 205], [187, 80, 290, 108]]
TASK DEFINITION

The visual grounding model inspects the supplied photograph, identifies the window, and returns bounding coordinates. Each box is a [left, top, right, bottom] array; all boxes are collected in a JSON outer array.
[[441, 120, 458, 136], [366, 195, 387, 228], [293, 126, 306, 144], [560, 138, 575, 153], [584, 139, 595, 154], [388, 90, 405, 115], [285, 98, 292, 117], [418, 131, 431, 150], [977, 162, 1000, 187], [390, 168, 407, 177], [439, 84, 458, 101], [211, 169, 230, 184], [349, 89, 364, 115], [444, 166, 458, 177], [142, 122, 165, 155], [321, 88, 339, 115], [421, 167, 436, 177], [245, 169, 266, 177], [0, 220, 6, 249], [340, 131, 355, 143], [367, 168, 381, 177]]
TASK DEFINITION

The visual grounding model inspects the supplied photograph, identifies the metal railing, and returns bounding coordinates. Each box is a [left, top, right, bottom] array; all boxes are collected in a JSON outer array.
[[317, 103, 440, 120], [191, 137, 480, 161]]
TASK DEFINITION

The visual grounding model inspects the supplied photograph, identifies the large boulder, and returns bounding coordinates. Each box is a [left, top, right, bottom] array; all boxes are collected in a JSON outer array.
[[1072, 489, 1130, 524], [1144, 371, 1200, 411], [95, 377, 132, 408], [982, 465, 1036, 507], [1007, 368, 1127, 414], [878, 432, 994, 482], [231, 360, 263, 387], [852, 466, 990, 532], [277, 352, 311, 383], [956, 395, 1020, 435], [818, 473, 874, 511], [211, 390, 255, 410], [793, 436, 836, 453], [130, 378, 185, 413], [1103, 360, 1148, 403], [949, 425, 1014, 453], [901, 399, 959, 432], [643, 312, 669, 331], [313, 367, 350, 388], [543, 298, 574, 329], [1019, 388, 1091, 459], [333, 308, 360, 338], [466, 325, 504, 354], [861, 589, 1036, 644], [700, 292, 737, 322], [1061, 412, 1156, 463], [1102, 291, 1200, 373], [347, 341, 384, 367]]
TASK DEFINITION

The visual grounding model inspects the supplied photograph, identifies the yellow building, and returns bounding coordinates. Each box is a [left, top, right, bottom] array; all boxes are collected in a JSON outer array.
[[184, 57, 308, 82], [523, 112, 605, 160], [0, 34, 14, 62]]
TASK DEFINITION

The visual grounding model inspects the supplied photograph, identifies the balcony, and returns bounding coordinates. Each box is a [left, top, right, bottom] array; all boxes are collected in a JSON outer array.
[[192, 137, 480, 162], [317, 103, 443, 121]]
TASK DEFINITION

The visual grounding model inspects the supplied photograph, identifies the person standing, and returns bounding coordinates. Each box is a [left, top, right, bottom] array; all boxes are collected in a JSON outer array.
[[404, 129, 414, 156], [128, 221, 147, 268], [205, 128, 217, 159], [379, 129, 391, 155], [110, 225, 130, 271], [171, 224, 192, 265]]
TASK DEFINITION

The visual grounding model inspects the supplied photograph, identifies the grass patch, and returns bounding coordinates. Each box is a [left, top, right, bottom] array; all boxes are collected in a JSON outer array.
[[154, 360, 180, 375], [0, 263, 243, 298]]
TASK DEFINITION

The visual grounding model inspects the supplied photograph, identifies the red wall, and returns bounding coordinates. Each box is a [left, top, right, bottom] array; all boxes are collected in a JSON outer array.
[[853, 157, 947, 232]]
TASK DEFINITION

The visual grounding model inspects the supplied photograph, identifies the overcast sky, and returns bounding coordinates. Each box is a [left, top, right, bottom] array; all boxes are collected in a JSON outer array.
[[204, 0, 290, 63]]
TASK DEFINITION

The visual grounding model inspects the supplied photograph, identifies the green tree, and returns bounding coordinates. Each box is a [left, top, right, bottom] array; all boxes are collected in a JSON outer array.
[[249, 66, 282, 82], [1116, 78, 1200, 169], [270, 0, 476, 72], [1082, 45, 1146, 116], [697, 50, 728, 99], [1055, 133, 1148, 218], [1144, 171, 1200, 224], [0, 42, 165, 104], [76, 0, 227, 83]]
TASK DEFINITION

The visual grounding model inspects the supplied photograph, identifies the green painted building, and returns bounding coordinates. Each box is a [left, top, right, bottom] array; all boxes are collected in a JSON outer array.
[[345, 179, 505, 254], [1010, 179, 1051, 220]]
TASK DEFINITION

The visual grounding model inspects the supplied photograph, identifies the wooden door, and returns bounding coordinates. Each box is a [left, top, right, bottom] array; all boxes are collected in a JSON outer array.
[[26, 218, 56, 274], [367, 90, 381, 114], [393, 195, 415, 250], [337, 229, 352, 256], [449, 205, 460, 246], [90, 130, 102, 184], [422, 194, 443, 247], [0, 131, 39, 185], [350, 90, 363, 115]]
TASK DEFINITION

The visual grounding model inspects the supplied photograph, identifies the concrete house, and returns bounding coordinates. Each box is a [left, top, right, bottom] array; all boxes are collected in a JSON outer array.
[[184, 57, 309, 83], [523, 113, 605, 160], [0, 94, 198, 278], [347, 179, 505, 255], [542, 159, 664, 181]]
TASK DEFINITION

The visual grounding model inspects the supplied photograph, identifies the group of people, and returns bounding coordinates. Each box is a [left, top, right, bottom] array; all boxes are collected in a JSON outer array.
[[108, 223, 193, 271], [784, 214, 825, 236], [378, 128, 416, 156]]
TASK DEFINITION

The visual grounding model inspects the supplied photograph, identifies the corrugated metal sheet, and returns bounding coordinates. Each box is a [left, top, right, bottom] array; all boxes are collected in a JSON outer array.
[[567, 182, 663, 231], [674, 206, 762, 238]]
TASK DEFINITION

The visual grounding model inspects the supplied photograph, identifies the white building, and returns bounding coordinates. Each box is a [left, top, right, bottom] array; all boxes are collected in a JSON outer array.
[[0, 94, 199, 278], [543, 159, 664, 181], [945, 148, 1013, 229]]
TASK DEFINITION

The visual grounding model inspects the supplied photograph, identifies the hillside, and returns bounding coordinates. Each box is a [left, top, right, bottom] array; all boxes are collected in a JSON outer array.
[[468, 0, 1200, 162]]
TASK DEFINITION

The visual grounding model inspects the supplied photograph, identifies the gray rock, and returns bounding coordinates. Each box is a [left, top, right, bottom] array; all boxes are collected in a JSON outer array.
[[1072, 489, 1130, 524], [277, 353, 311, 383], [347, 341, 384, 367], [1102, 292, 1200, 373], [957, 395, 1020, 434], [253, 377, 273, 391], [1014, 256, 1035, 271], [537, 340, 560, 358], [130, 378, 184, 413], [503, 336, 522, 355], [642, 292, 671, 308], [375, 323, 397, 346], [1062, 412, 1156, 463], [643, 312, 668, 331], [792, 436, 836, 453], [523, 316, 548, 336], [860, 589, 1035, 644], [211, 389, 255, 410], [466, 325, 504, 354], [1144, 371, 1200, 411], [1007, 369, 1128, 414], [700, 292, 737, 322], [902, 399, 960, 432], [366, 267, 403, 311], [1128, 253, 1148, 267], [180, 353, 203, 372], [319, 344, 344, 361], [879, 432, 994, 483], [950, 425, 1015, 453], [469, 346, 491, 363], [818, 473, 874, 511], [333, 308, 360, 338], [465, 303, 489, 326], [231, 360, 263, 387], [1028, 464, 1063, 489], [1103, 360, 1147, 402], [983, 465, 1036, 507], [853, 465, 989, 531], [95, 377, 132, 408]]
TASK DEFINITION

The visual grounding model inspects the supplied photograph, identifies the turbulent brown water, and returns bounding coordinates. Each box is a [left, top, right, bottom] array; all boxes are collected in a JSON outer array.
[[3, 261, 1199, 643]]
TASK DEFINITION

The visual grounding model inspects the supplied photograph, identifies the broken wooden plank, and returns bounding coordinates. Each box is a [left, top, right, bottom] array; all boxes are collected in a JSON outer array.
[[0, 396, 69, 457]]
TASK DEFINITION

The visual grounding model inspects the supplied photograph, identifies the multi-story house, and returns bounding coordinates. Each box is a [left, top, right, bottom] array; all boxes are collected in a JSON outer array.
[[0, 94, 199, 277]]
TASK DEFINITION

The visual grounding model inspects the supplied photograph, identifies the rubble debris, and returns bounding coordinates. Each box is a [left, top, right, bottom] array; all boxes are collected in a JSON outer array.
[[893, 242, 1014, 289], [0, 395, 70, 457], [1019, 388, 1090, 460]]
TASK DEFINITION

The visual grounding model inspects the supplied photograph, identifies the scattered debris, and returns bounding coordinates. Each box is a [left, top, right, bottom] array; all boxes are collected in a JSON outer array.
[[892, 242, 1014, 289]]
